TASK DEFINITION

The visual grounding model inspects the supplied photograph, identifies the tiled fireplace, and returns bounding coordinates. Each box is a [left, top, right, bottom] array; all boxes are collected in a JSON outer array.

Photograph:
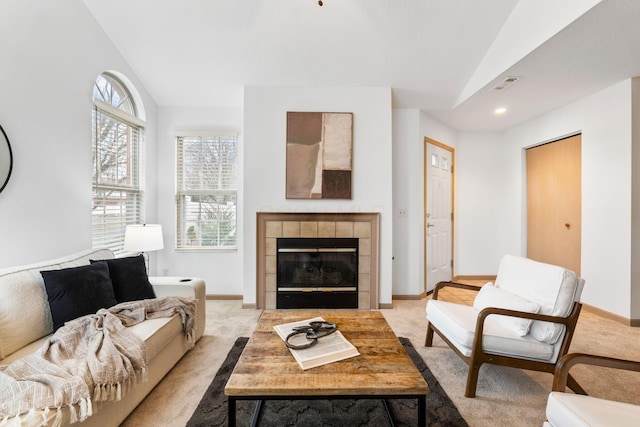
[[256, 212, 380, 310]]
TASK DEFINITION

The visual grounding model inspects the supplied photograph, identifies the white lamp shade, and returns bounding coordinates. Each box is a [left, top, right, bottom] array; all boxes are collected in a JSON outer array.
[[123, 224, 164, 252]]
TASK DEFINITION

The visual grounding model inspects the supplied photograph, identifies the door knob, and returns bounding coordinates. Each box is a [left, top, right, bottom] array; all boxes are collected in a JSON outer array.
[[427, 223, 435, 228]]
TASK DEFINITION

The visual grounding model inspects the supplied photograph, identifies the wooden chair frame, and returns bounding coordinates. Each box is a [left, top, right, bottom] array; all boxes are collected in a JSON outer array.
[[552, 352, 640, 392], [425, 281, 586, 397]]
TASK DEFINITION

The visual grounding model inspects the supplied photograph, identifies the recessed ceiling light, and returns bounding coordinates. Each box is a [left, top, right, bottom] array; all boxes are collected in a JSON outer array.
[[494, 107, 507, 115]]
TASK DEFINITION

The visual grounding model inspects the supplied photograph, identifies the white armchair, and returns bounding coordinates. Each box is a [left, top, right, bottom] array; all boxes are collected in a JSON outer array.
[[425, 255, 585, 397], [544, 353, 640, 427]]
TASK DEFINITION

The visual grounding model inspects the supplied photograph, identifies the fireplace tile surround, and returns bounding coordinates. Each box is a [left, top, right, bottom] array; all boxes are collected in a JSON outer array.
[[256, 212, 380, 310]]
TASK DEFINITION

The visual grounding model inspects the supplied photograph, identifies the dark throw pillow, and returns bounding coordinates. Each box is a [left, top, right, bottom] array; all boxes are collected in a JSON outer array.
[[91, 255, 156, 303], [41, 261, 118, 331]]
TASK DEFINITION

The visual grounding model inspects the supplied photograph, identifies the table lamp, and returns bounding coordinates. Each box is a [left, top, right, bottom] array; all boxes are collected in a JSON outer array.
[[123, 224, 164, 273]]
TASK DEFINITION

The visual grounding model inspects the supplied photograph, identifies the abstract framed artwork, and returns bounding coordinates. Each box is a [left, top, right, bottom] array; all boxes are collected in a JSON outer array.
[[286, 112, 353, 199]]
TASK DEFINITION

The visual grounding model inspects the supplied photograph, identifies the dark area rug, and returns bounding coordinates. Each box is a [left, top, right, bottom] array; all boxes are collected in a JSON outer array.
[[187, 337, 468, 427]]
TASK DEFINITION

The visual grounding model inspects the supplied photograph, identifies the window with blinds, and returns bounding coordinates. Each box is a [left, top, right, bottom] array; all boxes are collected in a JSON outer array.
[[176, 133, 238, 250], [92, 73, 145, 254]]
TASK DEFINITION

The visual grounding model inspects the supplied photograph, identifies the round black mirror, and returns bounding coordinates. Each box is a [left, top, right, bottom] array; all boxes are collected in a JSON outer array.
[[0, 125, 13, 193]]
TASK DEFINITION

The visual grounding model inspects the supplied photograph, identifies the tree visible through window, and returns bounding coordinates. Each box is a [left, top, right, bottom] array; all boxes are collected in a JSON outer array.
[[92, 72, 145, 253], [176, 134, 237, 250]]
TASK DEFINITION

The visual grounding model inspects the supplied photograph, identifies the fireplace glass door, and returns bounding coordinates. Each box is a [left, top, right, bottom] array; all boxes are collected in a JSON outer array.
[[277, 238, 358, 308]]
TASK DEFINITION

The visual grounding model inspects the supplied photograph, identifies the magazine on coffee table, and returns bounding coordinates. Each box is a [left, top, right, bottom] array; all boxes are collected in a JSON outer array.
[[273, 316, 360, 370]]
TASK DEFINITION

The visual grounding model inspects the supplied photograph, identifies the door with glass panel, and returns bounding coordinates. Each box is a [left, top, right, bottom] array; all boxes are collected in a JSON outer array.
[[425, 139, 454, 292]]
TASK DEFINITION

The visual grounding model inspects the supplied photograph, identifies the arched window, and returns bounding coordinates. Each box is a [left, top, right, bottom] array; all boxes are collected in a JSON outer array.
[[91, 72, 145, 253]]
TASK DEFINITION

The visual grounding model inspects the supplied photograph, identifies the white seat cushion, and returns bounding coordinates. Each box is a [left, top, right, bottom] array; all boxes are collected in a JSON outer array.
[[426, 299, 554, 361], [546, 391, 640, 427], [0, 314, 184, 365], [494, 255, 580, 344]]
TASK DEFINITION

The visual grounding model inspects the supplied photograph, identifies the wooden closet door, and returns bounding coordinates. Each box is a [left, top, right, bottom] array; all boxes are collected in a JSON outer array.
[[526, 134, 581, 275]]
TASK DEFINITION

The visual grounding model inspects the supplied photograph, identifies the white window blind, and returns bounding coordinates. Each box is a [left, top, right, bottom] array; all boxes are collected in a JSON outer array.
[[176, 134, 238, 250], [91, 74, 145, 254]]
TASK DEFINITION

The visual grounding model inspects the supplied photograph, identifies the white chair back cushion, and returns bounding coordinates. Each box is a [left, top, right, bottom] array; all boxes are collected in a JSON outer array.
[[494, 255, 582, 344], [0, 248, 114, 360], [473, 283, 540, 336]]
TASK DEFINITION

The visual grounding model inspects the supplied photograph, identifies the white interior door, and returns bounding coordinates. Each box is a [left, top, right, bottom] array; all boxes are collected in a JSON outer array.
[[425, 142, 453, 292]]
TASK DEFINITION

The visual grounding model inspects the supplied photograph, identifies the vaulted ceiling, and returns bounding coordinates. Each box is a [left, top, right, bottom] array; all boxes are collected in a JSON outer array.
[[82, 0, 640, 131]]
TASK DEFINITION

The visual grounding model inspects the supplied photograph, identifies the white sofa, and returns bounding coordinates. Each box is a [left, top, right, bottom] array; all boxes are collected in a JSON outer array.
[[0, 249, 206, 426]]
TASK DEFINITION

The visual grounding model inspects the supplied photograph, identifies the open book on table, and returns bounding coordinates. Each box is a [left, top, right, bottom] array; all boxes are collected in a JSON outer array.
[[273, 316, 360, 370]]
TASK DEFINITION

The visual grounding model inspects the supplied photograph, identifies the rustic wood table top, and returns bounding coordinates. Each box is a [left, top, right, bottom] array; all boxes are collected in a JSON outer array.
[[224, 310, 429, 398]]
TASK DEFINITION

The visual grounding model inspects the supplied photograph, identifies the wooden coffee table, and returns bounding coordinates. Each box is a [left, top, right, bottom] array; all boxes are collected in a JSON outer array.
[[224, 310, 429, 426]]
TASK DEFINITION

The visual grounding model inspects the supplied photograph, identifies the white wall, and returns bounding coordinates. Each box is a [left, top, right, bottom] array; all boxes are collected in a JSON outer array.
[[421, 114, 459, 150], [243, 86, 393, 305], [0, 0, 158, 268], [155, 107, 243, 294], [392, 109, 421, 295], [455, 131, 505, 274]]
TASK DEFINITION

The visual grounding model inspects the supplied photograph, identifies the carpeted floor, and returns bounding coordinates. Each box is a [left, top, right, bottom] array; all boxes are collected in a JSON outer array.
[[186, 336, 467, 427], [122, 299, 640, 427]]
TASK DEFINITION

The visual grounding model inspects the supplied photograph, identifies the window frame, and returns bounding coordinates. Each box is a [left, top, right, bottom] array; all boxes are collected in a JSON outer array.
[[175, 132, 238, 252]]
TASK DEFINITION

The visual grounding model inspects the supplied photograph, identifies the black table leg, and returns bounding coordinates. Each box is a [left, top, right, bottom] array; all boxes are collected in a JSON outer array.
[[251, 400, 263, 427], [417, 395, 426, 427], [228, 396, 236, 427], [382, 399, 396, 427]]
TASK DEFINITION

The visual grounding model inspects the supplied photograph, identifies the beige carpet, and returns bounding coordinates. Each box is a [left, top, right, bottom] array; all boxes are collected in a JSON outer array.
[[122, 298, 640, 427]]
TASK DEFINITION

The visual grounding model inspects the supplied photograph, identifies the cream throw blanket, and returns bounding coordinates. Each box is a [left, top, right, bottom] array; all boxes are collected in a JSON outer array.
[[0, 296, 196, 426]]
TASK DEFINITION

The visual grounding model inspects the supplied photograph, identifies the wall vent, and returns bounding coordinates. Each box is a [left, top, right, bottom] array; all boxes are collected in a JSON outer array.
[[491, 76, 522, 91]]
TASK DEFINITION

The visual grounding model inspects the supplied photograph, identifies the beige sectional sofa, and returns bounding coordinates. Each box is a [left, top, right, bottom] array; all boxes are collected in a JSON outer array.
[[0, 248, 206, 426]]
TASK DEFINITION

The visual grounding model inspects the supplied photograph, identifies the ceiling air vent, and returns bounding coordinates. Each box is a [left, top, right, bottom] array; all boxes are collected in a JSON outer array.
[[491, 76, 522, 91]]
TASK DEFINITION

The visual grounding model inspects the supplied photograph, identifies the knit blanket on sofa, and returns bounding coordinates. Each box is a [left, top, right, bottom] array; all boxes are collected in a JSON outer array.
[[0, 296, 196, 427]]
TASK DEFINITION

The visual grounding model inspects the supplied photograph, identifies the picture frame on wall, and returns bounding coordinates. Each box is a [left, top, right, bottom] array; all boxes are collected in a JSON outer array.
[[285, 111, 353, 199]]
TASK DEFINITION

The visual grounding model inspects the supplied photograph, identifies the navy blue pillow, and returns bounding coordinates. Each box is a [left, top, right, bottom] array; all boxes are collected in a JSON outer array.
[[41, 261, 118, 331], [91, 255, 156, 303]]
